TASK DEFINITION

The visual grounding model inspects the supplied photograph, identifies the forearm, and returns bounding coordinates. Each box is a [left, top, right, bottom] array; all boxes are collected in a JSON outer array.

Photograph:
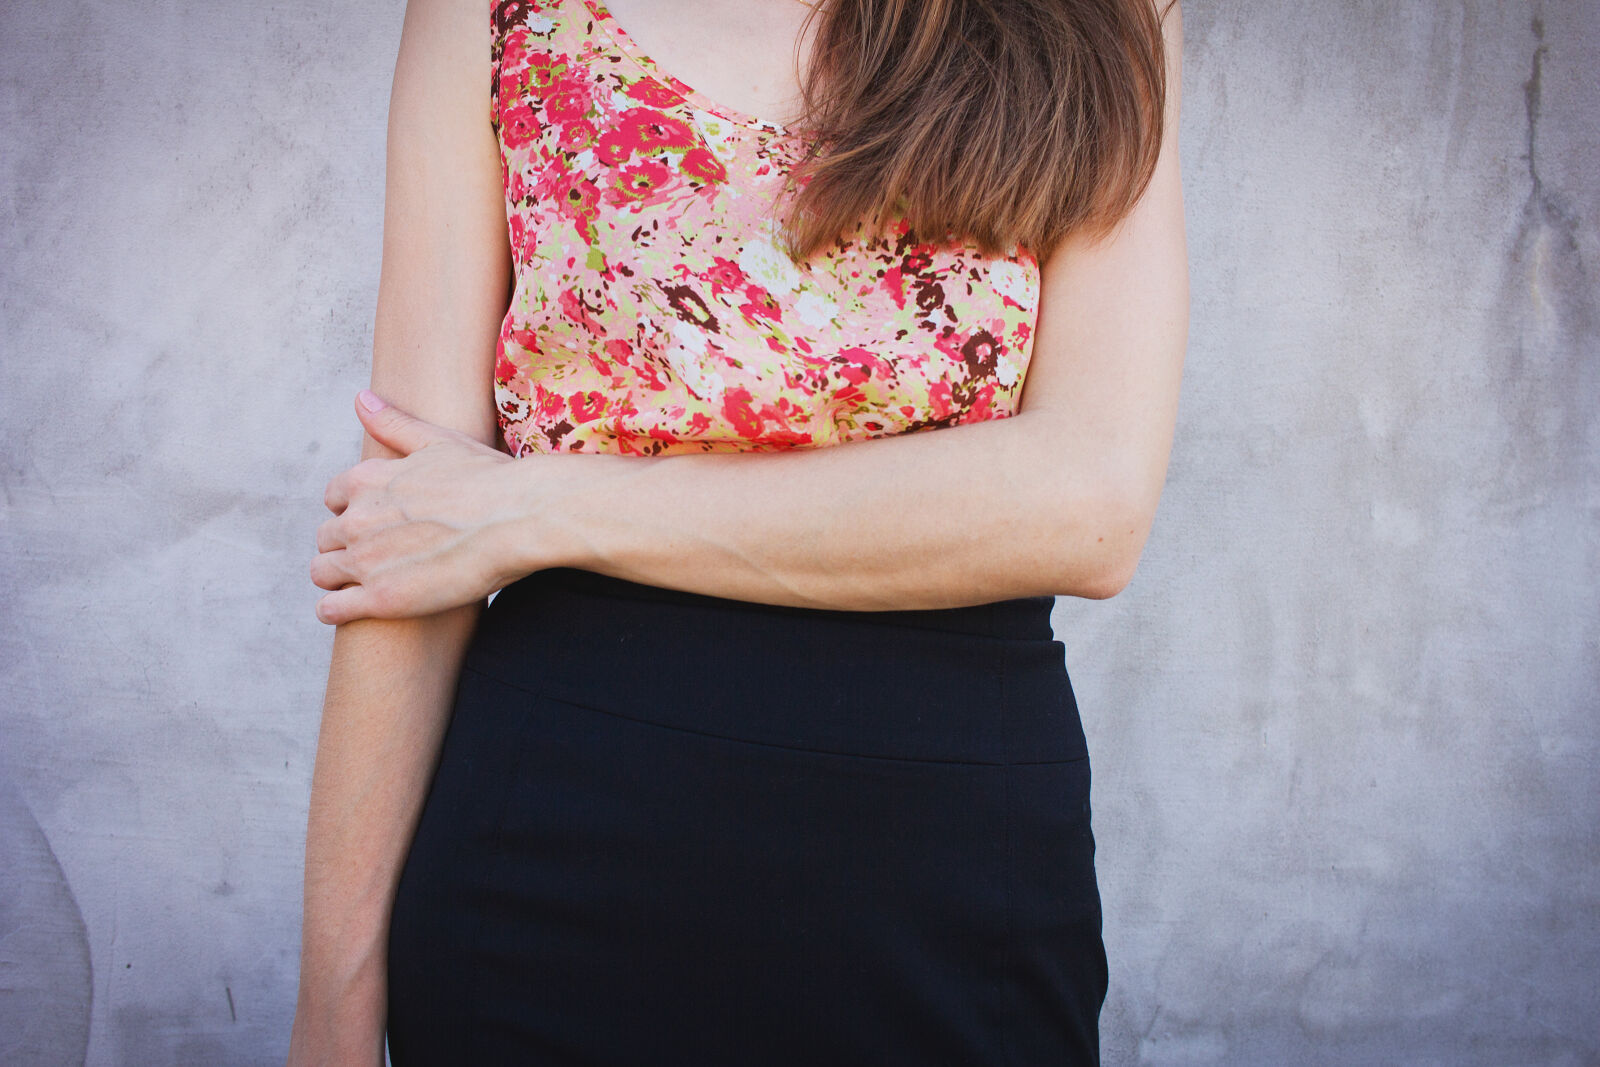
[[516, 411, 1152, 611], [295, 604, 481, 1011]]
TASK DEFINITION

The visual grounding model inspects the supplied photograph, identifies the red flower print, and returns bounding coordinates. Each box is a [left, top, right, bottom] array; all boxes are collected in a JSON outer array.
[[880, 266, 907, 309], [967, 381, 996, 421], [704, 256, 745, 295], [501, 103, 540, 149], [509, 212, 529, 259], [558, 119, 597, 151], [596, 124, 642, 166], [506, 167, 530, 204], [500, 27, 530, 72], [534, 383, 566, 419], [624, 79, 683, 108], [931, 326, 965, 363], [620, 109, 696, 153], [831, 348, 894, 392], [679, 146, 726, 185], [498, 71, 523, 118], [755, 397, 812, 446], [604, 338, 634, 367], [545, 83, 591, 122], [495, 352, 520, 381], [559, 177, 601, 242], [610, 159, 673, 203], [721, 387, 765, 438], [630, 350, 668, 391], [757, 426, 811, 447], [570, 390, 607, 422], [526, 51, 565, 91], [739, 284, 782, 323], [507, 325, 542, 354]]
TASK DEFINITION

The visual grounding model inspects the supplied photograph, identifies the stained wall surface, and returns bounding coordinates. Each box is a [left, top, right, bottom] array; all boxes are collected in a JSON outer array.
[[1, 1, 1595, 1063]]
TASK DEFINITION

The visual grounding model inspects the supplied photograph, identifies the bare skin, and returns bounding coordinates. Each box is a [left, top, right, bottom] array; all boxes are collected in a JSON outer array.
[[288, 0, 1187, 1062]]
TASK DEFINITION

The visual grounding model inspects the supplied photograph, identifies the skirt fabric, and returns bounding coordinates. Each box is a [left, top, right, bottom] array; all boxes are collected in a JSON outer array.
[[386, 567, 1106, 1065]]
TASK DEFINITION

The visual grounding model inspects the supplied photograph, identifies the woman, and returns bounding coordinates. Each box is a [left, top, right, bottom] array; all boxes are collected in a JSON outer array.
[[290, 0, 1186, 1062]]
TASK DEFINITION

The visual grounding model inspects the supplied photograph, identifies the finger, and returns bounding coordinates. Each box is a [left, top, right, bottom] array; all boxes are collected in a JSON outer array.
[[315, 516, 346, 553], [309, 548, 356, 592], [354, 390, 462, 457], [315, 586, 369, 625], [324, 457, 388, 515], [324, 468, 353, 515]]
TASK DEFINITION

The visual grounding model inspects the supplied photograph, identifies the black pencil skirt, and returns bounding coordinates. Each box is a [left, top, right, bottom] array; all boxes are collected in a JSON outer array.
[[386, 566, 1106, 1065]]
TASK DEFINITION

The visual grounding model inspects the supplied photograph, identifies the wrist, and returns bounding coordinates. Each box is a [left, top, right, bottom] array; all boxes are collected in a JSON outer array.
[[294, 937, 387, 1027], [494, 451, 631, 581]]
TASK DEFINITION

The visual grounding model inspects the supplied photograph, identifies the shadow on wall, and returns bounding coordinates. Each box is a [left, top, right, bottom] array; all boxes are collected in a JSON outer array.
[[0, 782, 93, 1067]]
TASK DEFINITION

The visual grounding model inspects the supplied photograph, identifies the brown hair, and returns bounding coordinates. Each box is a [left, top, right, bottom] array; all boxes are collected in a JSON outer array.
[[781, 0, 1171, 262]]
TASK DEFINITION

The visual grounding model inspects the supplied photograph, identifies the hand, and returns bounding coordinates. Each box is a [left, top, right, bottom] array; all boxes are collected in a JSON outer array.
[[310, 390, 522, 624]]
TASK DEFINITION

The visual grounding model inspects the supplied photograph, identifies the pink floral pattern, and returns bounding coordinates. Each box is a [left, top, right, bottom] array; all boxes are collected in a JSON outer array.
[[490, 0, 1042, 455]]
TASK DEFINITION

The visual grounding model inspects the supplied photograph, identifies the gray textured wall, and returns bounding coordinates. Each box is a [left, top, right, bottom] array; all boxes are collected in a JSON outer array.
[[2, 1, 1594, 1063]]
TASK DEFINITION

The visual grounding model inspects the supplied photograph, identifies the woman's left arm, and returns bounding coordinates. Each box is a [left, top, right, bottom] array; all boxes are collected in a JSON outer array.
[[314, 4, 1186, 621]]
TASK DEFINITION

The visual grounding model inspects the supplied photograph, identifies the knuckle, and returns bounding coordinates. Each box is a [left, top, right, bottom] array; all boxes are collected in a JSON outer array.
[[366, 584, 395, 617]]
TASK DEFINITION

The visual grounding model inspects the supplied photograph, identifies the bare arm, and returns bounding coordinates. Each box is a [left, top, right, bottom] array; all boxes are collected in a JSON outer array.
[[501, 4, 1189, 609], [311, 5, 1185, 621], [288, 0, 509, 1061]]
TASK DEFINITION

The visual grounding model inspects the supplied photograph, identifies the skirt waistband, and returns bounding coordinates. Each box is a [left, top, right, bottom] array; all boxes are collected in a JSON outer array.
[[463, 568, 1085, 764]]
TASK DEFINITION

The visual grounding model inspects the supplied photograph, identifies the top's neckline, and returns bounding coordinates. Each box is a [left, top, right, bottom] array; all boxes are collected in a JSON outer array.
[[578, 0, 809, 136]]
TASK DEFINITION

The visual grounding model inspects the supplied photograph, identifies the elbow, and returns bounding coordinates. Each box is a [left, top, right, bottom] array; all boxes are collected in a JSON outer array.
[[1074, 550, 1140, 601], [1053, 486, 1157, 601]]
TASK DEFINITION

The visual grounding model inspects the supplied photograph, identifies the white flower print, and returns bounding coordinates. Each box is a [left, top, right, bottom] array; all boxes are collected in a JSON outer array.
[[665, 319, 726, 401], [987, 260, 1037, 308], [738, 238, 801, 295], [995, 355, 1020, 389], [691, 109, 739, 162], [794, 291, 838, 329]]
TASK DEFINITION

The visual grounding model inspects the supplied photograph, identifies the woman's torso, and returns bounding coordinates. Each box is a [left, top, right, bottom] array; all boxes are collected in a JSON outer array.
[[489, 0, 1044, 456]]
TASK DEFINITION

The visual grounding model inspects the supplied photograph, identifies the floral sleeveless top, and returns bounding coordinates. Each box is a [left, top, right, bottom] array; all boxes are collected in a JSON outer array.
[[489, 0, 1042, 456]]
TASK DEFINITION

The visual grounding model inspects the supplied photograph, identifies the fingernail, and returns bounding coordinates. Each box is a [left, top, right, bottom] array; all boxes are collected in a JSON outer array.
[[358, 389, 386, 412]]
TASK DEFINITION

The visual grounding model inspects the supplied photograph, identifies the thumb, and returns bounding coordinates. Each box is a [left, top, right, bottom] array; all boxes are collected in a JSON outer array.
[[354, 389, 457, 456]]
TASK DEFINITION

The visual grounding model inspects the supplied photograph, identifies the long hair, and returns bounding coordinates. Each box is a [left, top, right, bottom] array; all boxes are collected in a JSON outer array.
[[781, 0, 1171, 261]]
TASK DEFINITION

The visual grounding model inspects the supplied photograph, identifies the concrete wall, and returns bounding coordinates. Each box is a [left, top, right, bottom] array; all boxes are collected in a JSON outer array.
[[2, 1, 1594, 1063]]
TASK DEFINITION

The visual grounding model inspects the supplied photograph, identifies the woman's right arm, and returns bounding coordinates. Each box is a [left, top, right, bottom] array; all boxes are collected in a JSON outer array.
[[287, 0, 511, 1062]]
